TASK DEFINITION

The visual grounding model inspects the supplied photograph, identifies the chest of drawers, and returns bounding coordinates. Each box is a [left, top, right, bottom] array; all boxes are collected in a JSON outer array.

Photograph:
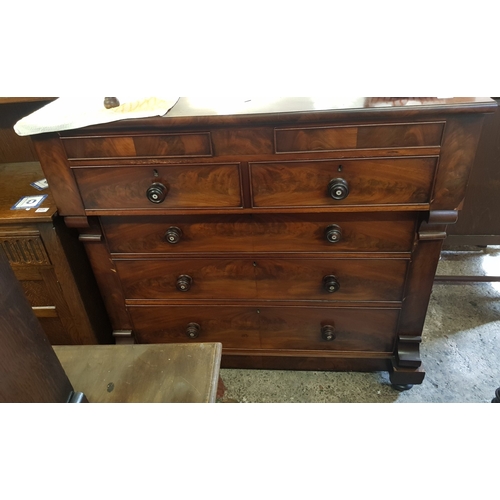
[[32, 97, 496, 387]]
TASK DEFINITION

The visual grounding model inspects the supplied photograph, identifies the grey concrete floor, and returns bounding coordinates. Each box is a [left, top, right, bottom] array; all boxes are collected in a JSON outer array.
[[218, 245, 500, 403]]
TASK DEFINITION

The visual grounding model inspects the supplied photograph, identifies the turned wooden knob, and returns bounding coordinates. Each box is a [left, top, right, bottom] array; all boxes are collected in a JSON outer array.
[[328, 178, 349, 200], [186, 322, 200, 339], [325, 224, 342, 243], [323, 275, 340, 293], [176, 274, 192, 292], [104, 97, 120, 109], [321, 325, 336, 341], [165, 226, 182, 244], [146, 182, 168, 203]]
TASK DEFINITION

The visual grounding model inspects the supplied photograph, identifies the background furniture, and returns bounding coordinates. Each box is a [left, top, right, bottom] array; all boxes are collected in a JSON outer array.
[[0, 98, 54, 163], [0, 246, 79, 402], [0, 161, 111, 344], [435, 97, 500, 284], [54, 343, 222, 403], [0, 248, 221, 403], [31, 97, 496, 387], [445, 97, 500, 247]]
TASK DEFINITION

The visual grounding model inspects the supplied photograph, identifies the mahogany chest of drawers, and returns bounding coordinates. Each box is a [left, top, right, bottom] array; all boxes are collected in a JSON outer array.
[[32, 97, 496, 386]]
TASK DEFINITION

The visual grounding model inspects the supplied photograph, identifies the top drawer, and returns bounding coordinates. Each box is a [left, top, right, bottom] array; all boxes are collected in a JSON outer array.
[[62, 133, 213, 159], [275, 122, 445, 153], [72, 164, 243, 210]]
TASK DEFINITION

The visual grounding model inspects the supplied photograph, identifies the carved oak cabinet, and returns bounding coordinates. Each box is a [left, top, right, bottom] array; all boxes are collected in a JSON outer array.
[[32, 97, 496, 386]]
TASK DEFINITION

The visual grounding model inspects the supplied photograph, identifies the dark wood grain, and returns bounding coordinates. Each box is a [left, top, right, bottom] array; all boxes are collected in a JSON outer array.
[[275, 122, 444, 153], [72, 164, 243, 210], [30, 98, 495, 380], [432, 115, 485, 210], [33, 135, 86, 216], [116, 257, 408, 302], [250, 157, 437, 208], [128, 304, 399, 352], [102, 213, 416, 255], [62, 132, 213, 159]]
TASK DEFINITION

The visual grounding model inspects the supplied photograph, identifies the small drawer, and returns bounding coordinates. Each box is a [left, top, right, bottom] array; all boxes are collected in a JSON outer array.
[[62, 132, 213, 159], [72, 164, 243, 210], [102, 213, 416, 254], [250, 157, 437, 208], [275, 122, 444, 153], [116, 257, 408, 302], [128, 305, 400, 353]]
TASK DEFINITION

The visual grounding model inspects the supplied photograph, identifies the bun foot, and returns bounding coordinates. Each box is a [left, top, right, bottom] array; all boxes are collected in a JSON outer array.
[[392, 384, 414, 392]]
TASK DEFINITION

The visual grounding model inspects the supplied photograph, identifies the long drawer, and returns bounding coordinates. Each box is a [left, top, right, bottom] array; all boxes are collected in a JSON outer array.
[[72, 163, 242, 210], [128, 305, 400, 352], [250, 157, 438, 207], [102, 213, 416, 254], [116, 257, 408, 302]]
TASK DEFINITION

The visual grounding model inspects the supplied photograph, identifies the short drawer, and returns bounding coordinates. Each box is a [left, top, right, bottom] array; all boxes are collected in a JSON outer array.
[[72, 164, 242, 210], [275, 122, 445, 153], [62, 132, 213, 159], [128, 305, 400, 353], [116, 257, 408, 302], [102, 213, 416, 254], [250, 157, 437, 208]]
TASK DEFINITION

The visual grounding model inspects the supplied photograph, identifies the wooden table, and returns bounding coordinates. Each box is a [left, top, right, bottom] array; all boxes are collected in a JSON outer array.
[[53, 343, 222, 403]]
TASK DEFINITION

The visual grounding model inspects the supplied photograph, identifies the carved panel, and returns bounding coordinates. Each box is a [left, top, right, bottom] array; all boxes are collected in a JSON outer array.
[[0, 236, 50, 265]]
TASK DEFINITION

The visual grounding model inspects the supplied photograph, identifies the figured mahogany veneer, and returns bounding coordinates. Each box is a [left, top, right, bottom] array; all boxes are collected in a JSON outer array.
[[101, 213, 416, 254], [116, 257, 408, 302], [32, 97, 497, 386]]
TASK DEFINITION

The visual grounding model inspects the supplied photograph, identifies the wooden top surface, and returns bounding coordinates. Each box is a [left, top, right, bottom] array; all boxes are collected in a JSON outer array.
[[0, 162, 56, 223], [53, 343, 222, 403], [57, 97, 497, 136]]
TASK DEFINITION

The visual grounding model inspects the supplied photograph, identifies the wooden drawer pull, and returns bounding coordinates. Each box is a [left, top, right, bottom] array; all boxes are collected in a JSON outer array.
[[146, 182, 168, 203], [327, 178, 349, 200], [176, 274, 193, 292], [186, 322, 201, 339], [321, 325, 336, 341], [165, 226, 183, 244], [323, 275, 340, 293], [325, 224, 342, 243]]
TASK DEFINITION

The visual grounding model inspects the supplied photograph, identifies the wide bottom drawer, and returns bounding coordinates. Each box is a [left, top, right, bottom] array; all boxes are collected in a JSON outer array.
[[128, 305, 400, 352]]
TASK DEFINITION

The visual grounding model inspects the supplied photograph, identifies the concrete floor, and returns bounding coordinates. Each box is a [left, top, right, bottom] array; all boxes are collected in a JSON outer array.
[[218, 245, 500, 403]]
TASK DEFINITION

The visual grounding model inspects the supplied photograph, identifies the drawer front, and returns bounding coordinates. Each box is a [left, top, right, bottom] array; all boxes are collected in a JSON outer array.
[[275, 122, 445, 153], [250, 157, 437, 207], [72, 164, 242, 210], [129, 305, 400, 352], [102, 213, 416, 254], [62, 132, 213, 159], [116, 257, 408, 302]]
